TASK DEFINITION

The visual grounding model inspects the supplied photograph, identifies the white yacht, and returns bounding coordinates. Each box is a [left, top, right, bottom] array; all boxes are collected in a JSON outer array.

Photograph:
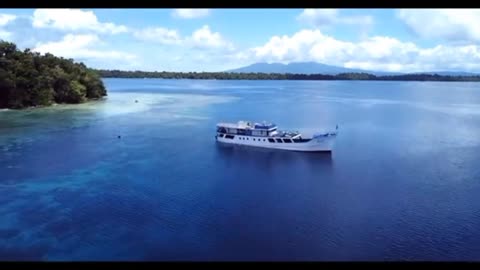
[[215, 121, 338, 152]]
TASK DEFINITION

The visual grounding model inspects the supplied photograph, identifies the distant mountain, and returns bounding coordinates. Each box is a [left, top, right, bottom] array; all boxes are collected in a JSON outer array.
[[227, 62, 402, 76], [227, 62, 480, 77]]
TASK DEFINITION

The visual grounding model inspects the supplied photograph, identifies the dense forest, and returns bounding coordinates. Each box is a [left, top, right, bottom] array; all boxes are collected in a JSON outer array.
[[97, 69, 480, 82], [0, 41, 106, 109]]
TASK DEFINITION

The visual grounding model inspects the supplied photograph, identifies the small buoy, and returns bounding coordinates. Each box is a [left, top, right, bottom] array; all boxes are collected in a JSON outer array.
[[118, 135, 121, 139], [135, 100, 138, 103]]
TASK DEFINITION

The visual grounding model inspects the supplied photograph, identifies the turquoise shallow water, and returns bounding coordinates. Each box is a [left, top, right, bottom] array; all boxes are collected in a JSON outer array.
[[1, 78, 480, 260]]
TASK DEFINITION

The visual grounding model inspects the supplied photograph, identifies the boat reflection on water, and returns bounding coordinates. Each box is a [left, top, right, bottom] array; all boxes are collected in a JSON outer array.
[[214, 142, 334, 175]]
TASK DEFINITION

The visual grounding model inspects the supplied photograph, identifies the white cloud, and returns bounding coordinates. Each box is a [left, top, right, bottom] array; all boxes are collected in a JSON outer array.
[[189, 25, 233, 50], [297, 9, 338, 26], [0, 13, 16, 40], [172, 9, 210, 19], [130, 24, 236, 71], [0, 30, 11, 40], [33, 34, 136, 61], [297, 9, 373, 29], [340, 15, 373, 27], [133, 27, 182, 45], [32, 9, 128, 34], [133, 24, 234, 51], [398, 9, 480, 43], [247, 29, 480, 72], [0, 14, 16, 27]]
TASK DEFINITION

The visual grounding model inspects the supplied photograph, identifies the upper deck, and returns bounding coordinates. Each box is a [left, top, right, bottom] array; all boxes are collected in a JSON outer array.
[[216, 121, 301, 138], [217, 121, 277, 131]]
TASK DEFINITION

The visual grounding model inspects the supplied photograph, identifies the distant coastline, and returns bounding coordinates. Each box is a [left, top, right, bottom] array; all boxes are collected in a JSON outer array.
[[98, 69, 480, 82]]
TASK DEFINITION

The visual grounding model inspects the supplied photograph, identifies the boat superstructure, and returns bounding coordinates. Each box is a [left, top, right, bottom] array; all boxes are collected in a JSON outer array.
[[215, 121, 338, 152]]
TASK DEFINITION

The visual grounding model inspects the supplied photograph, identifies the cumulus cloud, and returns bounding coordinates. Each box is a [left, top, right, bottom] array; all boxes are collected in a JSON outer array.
[[397, 9, 480, 43], [297, 9, 373, 29], [1, 16, 63, 49], [188, 25, 234, 50], [0, 14, 16, 27], [33, 34, 136, 61], [172, 9, 210, 19], [0, 13, 17, 40], [245, 29, 480, 72], [10, 8, 480, 73], [133, 24, 234, 51], [32, 9, 128, 34], [133, 27, 182, 45]]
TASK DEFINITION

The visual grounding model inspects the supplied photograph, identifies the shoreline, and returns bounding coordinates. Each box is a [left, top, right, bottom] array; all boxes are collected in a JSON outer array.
[[97, 70, 480, 82], [100, 77, 480, 83], [0, 97, 107, 111]]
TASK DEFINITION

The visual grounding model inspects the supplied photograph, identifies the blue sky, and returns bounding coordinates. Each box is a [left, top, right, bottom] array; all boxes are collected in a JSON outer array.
[[1, 8, 480, 72]]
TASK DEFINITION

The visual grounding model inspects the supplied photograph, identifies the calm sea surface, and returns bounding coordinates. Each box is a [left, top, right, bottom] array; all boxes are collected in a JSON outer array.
[[1, 79, 480, 261]]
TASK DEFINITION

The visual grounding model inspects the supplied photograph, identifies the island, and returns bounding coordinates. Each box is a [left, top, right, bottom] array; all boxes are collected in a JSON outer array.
[[97, 69, 480, 82], [0, 41, 106, 109]]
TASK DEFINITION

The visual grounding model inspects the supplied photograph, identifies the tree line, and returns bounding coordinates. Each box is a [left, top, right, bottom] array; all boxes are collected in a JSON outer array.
[[97, 69, 480, 82], [0, 41, 107, 109]]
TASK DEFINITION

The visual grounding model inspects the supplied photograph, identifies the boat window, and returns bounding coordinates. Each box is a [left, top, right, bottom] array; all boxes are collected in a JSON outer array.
[[268, 138, 275, 143], [283, 139, 292, 143], [275, 139, 283, 143], [253, 138, 255, 141], [293, 138, 311, 143], [219, 134, 224, 138], [225, 135, 234, 139], [263, 139, 266, 141]]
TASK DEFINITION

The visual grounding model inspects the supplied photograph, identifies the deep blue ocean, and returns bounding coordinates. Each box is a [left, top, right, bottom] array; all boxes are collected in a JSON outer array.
[[1, 78, 480, 261]]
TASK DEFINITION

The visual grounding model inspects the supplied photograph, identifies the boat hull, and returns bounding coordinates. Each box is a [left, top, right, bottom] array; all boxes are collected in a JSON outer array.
[[215, 134, 337, 152]]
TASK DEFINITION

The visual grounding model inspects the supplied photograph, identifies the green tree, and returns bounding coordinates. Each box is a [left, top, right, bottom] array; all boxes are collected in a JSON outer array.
[[0, 40, 107, 109]]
